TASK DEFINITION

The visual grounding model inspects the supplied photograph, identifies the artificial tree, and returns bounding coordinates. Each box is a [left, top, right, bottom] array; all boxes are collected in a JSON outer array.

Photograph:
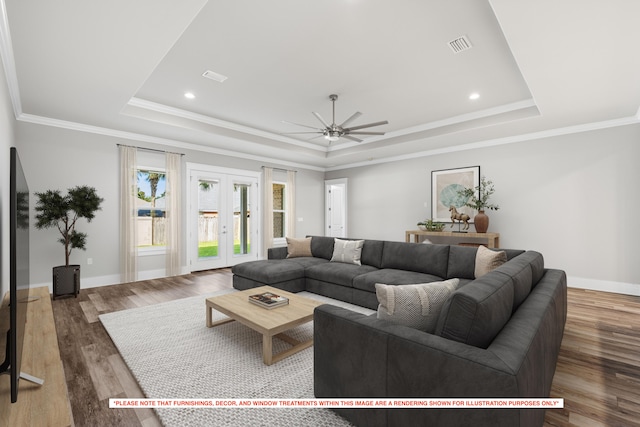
[[34, 186, 103, 297]]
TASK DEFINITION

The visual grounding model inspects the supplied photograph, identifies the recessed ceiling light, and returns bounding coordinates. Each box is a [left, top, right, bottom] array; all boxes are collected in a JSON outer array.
[[184, 92, 195, 99], [469, 93, 480, 100]]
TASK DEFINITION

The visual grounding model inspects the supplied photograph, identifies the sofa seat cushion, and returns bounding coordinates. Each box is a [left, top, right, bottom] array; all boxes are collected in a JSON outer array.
[[231, 259, 305, 284], [353, 269, 445, 293], [284, 257, 330, 269], [305, 262, 378, 288]]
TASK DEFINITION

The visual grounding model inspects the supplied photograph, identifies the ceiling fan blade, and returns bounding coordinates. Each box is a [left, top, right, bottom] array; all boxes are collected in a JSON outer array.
[[281, 131, 323, 135], [312, 112, 331, 129], [339, 111, 362, 128], [345, 120, 389, 131], [281, 120, 322, 131], [342, 135, 363, 143], [347, 131, 386, 135], [307, 134, 327, 141]]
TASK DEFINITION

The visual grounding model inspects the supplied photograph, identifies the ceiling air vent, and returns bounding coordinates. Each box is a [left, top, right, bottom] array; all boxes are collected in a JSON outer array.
[[448, 36, 472, 54], [202, 70, 228, 83]]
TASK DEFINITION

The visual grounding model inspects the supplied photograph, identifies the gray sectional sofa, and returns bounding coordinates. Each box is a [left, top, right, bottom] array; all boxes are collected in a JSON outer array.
[[231, 236, 567, 427]]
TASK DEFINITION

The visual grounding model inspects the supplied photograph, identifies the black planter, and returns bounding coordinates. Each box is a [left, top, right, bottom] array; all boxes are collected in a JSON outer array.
[[53, 265, 80, 299]]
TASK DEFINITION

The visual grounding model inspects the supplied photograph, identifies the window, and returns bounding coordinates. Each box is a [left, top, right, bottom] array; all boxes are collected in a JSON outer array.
[[137, 169, 166, 249], [273, 182, 285, 239]]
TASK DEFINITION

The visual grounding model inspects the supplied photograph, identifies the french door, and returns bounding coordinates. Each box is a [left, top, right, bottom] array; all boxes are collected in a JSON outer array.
[[187, 164, 259, 271]]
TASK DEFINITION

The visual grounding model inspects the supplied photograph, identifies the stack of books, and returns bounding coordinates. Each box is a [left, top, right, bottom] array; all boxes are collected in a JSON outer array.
[[248, 292, 289, 309]]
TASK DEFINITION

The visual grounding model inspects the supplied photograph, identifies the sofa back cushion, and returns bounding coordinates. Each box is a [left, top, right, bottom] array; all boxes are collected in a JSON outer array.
[[310, 236, 337, 260], [446, 246, 525, 280], [360, 239, 385, 268], [308, 236, 385, 268], [381, 242, 449, 278], [435, 269, 514, 349], [492, 251, 544, 312]]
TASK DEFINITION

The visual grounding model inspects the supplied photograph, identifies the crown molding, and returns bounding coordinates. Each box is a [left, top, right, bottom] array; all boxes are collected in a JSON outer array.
[[326, 114, 640, 171], [17, 113, 326, 172], [126, 97, 327, 153], [14, 108, 640, 174], [327, 98, 539, 152]]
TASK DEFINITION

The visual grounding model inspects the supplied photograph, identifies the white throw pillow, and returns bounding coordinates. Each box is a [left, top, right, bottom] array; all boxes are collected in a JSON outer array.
[[330, 239, 364, 265], [376, 279, 460, 333], [474, 245, 507, 278]]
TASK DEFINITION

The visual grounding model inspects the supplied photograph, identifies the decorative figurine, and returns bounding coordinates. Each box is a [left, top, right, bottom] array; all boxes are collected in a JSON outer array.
[[449, 206, 470, 231]]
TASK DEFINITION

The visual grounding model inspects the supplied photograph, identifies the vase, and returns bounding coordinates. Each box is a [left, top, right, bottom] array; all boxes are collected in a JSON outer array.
[[474, 210, 489, 233]]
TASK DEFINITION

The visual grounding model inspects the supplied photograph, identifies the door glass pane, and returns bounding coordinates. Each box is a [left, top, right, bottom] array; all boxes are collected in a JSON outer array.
[[198, 179, 219, 259], [233, 184, 250, 255]]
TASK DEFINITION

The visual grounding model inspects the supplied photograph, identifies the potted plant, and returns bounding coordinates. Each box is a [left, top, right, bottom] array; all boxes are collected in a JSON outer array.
[[34, 186, 103, 298], [457, 176, 499, 233], [417, 219, 446, 232]]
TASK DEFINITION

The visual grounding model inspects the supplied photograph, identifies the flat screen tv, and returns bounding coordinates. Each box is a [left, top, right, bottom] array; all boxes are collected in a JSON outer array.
[[0, 147, 40, 403]]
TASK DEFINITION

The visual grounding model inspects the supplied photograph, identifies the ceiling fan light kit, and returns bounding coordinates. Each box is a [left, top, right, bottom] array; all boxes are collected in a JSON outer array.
[[283, 94, 388, 144]]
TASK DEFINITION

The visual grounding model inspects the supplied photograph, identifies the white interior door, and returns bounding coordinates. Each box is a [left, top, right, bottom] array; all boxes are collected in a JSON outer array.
[[325, 179, 347, 237], [188, 165, 258, 271]]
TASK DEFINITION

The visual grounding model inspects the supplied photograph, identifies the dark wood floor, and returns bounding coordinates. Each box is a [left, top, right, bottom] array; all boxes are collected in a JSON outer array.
[[51, 268, 233, 427], [51, 270, 640, 427]]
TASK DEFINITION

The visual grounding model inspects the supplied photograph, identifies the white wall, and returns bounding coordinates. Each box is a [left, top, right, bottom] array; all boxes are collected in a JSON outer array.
[[326, 124, 640, 295], [7, 85, 640, 296], [15, 121, 325, 290], [0, 60, 16, 298]]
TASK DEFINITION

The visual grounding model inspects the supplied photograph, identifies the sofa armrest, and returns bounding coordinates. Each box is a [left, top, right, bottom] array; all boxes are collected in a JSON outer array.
[[314, 304, 389, 398], [314, 304, 525, 427], [315, 304, 518, 395], [268, 246, 288, 259], [314, 304, 390, 427]]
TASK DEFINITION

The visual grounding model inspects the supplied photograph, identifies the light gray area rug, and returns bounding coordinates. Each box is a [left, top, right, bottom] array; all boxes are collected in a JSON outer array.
[[99, 290, 375, 427]]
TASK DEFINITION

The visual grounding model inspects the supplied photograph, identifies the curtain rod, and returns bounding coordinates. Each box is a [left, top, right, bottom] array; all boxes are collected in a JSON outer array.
[[262, 166, 297, 173], [117, 143, 185, 156]]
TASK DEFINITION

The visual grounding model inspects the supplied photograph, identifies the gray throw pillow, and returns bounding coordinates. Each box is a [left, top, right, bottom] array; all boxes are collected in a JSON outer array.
[[376, 279, 460, 333], [330, 238, 364, 265]]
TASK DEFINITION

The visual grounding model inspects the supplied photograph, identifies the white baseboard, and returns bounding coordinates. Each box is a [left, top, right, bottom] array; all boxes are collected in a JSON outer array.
[[33, 266, 190, 294], [33, 271, 639, 298], [567, 276, 640, 297]]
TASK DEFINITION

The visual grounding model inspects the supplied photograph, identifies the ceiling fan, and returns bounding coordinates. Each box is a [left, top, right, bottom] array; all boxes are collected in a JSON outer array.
[[282, 94, 388, 143]]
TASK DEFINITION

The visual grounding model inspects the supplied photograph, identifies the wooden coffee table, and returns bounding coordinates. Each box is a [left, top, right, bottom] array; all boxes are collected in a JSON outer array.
[[205, 286, 323, 365]]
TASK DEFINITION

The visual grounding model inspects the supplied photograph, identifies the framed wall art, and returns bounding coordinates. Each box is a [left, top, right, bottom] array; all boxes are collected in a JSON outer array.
[[431, 166, 480, 223]]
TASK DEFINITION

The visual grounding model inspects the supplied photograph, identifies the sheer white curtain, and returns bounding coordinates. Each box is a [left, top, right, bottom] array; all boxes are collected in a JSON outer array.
[[286, 170, 296, 238], [262, 167, 274, 257], [119, 145, 138, 283], [165, 152, 182, 276]]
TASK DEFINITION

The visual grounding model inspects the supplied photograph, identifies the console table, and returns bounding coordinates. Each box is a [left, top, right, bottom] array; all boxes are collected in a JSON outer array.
[[0, 287, 72, 426], [405, 230, 500, 248]]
